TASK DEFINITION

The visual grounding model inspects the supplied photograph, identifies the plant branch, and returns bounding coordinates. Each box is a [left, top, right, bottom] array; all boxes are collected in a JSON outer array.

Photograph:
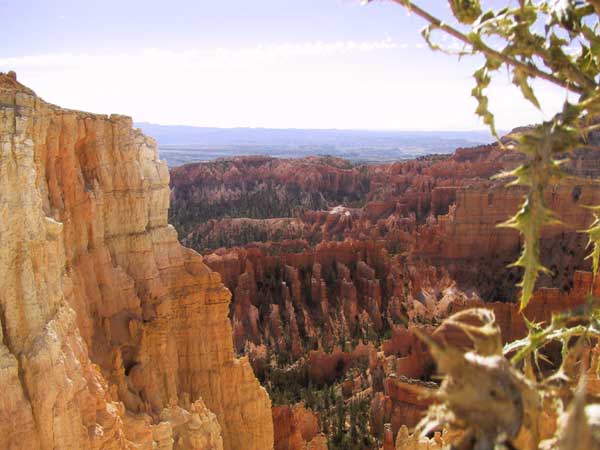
[[583, 123, 600, 133], [390, 0, 587, 95], [590, 0, 600, 17]]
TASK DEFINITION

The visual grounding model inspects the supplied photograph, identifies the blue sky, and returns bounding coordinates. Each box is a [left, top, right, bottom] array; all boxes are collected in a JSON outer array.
[[0, 0, 569, 130]]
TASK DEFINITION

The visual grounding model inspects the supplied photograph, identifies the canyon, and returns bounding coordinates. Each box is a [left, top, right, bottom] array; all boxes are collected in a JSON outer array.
[[170, 132, 600, 449], [2, 71, 598, 450], [170, 140, 600, 357]]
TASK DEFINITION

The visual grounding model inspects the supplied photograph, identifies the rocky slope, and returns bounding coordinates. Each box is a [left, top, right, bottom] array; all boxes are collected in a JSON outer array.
[[170, 155, 369, 238], [0, 72, 273, 450], [171, 144, 600, 358], [169, 135, 600, 448]]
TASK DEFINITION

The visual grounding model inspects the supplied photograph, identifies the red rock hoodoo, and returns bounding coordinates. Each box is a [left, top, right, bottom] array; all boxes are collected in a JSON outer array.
[[169, 131, 600, 448]]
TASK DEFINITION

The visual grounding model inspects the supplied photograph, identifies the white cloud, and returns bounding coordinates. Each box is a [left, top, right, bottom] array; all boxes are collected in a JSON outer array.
[[0, 39, 570, 131], [0, 39, 398, 71]]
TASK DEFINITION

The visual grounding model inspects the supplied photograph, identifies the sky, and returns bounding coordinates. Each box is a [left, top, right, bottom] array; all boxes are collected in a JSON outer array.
[[0, 0, 572, 131]]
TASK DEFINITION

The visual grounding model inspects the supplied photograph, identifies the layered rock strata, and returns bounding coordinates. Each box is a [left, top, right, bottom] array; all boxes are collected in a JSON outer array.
[[0, 73, 273, 450], [169, 141, 600, 447], [172, 142, 600, 358]]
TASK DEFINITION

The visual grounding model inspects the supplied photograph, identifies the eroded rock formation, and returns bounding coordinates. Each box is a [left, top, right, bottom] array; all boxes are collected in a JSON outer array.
[[0, 73, 273, 450], [169, 135, 600, 448], [171, 138, 600, 361], [272, 404, 327, 450]]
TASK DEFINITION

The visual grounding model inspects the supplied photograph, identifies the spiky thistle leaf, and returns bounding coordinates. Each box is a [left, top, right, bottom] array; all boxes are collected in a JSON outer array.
[[513, 67, 541, 109], [500, 195, 553, 310], [471, 59, 498, 136], [584, 211, 600, 287]]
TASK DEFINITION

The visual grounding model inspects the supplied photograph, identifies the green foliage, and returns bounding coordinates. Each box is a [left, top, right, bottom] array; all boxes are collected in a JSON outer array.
[[450, 0, 482, 25], [261, 354, 379, 449], [505, 295, 600, 367], [586, 211, 600, 283], [471, 60, 497, 135], [497, 122, 574, 308]]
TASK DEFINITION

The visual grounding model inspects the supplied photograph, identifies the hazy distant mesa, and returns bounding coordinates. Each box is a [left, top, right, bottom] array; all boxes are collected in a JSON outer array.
[[135, 122, 496, 166]]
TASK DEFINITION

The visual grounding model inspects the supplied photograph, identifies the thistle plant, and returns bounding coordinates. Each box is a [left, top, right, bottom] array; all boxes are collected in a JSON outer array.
[[366, 0, 600, 309]]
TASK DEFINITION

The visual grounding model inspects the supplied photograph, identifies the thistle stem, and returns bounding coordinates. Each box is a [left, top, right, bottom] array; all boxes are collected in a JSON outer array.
[[389, 0, 587, 94]]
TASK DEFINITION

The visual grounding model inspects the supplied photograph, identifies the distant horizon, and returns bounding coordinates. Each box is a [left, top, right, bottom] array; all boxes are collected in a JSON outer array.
[[1, 1, 571, 132], [135, 121, 508, 135], [134, 122, 497, 166]]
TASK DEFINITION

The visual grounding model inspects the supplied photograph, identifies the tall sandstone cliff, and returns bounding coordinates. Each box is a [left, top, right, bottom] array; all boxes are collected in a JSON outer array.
[[0, 73, 273, 450]]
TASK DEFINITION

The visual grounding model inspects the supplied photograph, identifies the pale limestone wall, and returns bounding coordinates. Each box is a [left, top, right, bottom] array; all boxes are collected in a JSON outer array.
[[0, 73, 273, 450]]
